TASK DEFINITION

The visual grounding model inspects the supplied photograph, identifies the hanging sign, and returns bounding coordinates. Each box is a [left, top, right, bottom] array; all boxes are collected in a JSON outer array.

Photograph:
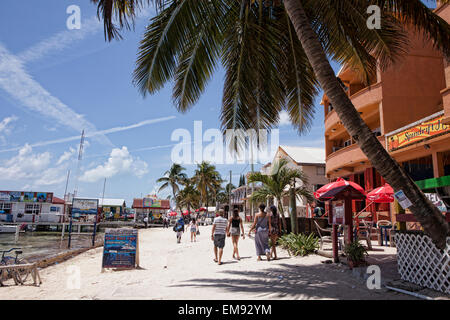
[[332, 200, 345, 225], [394, 190, 413, 209], [387, 114, 450, 152]]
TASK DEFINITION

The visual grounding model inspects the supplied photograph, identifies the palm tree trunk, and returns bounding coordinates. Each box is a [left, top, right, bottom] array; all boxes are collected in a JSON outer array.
[[277, 197, 288, 233], [284, 0, 449, 249]]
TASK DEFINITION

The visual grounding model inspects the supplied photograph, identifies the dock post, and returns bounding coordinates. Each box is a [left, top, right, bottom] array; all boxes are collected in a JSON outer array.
[[61, 223, 65, 239], [68, 216, 73, 249], [14, 225, 20, 243]]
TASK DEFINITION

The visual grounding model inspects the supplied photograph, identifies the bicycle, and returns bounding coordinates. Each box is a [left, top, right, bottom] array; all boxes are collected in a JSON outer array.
[[0, 248, 30, 286]]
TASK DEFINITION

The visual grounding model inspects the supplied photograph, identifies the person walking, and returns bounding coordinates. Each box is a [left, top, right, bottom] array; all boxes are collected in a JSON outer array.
[[173, 217, 185, 243], [227, 208, 245, 260], [143, 215, 148, 228], [189, 218, 198, 242], [268, 205, 282, 260], [248, 203, 271, 261], [211, 209, 228, 265]]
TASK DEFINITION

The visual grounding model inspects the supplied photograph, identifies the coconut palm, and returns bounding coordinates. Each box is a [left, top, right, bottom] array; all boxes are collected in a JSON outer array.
[[176, 179, 201, 213], [156, 163, 187, 210], [192, 161, 222, 207], [248, 158, 312, 232], [94, 0, 450, 248]]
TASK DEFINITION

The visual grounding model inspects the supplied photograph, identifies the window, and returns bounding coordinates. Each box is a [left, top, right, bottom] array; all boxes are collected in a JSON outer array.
[[25, 204, 40, 214], [344, 139, 352, 147], [328, 103, 334, 113], [0, 203, 12, 214], [316, 166, 325, 176]]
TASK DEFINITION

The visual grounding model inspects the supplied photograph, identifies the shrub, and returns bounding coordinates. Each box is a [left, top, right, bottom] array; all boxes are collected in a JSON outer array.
[[278, 233, 319, 256], [344, 241, 368, 263]]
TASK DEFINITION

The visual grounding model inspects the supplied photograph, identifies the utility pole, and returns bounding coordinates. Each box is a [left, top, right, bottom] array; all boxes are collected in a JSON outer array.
[[290, 178, 298, 234], [73, 130, 85, 197], [250, 137, 254, 219]]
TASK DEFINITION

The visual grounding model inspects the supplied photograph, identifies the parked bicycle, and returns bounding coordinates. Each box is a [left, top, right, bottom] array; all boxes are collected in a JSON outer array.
[[0, 248, 30, 285]]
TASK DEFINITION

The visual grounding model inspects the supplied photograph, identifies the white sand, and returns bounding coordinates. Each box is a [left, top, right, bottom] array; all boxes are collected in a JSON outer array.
[[0, 225, 414, 300]]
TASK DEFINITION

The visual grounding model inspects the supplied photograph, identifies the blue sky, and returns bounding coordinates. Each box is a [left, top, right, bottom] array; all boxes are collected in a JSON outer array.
[[0, 0, 338, 206]]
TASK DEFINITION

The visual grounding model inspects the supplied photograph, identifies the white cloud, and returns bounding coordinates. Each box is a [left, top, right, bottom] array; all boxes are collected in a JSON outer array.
[[0, 144, 51, 180], [80, 146, 148, 183], [57, 147, 76, 165], [0, 115, 18, 145], [279, 110, 291, 126], [0, 44, 112, 146]]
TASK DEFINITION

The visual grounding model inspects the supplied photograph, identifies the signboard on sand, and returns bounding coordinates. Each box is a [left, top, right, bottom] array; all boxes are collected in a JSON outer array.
[[72, 198, 98, 215], [102, 228, 139, 271]]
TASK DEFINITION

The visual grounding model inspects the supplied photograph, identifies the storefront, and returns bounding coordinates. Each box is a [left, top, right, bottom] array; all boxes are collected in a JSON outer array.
[[98, 198, 126, 221], [0, 191, 64, 223], [132, 195, 170, 223]]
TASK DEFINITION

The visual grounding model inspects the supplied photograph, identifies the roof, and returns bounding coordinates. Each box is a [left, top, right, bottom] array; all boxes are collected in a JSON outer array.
[[97, 198, 126, 207], [279, 145, 325, 165], [52, 196, 65, 204]]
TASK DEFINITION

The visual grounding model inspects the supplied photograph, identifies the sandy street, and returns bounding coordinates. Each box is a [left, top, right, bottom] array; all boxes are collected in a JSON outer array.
[[0, 225, 413, 300]]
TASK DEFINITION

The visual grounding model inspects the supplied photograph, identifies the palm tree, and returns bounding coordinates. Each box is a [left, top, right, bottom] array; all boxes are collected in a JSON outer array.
[[94, 0, 450, 248], [176, 179, 201, 213], [156, 163, 187, 210], [192, 161, 221, 207], [248, 158, 312, 232]]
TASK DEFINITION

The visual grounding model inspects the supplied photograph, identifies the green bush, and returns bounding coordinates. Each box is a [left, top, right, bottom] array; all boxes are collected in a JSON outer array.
[[278, 233, 319, 256], [344, 241, 368, 263]]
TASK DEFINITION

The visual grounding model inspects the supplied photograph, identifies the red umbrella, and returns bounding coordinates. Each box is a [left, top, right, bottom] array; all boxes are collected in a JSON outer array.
[[367, 183, 394, 203], [168, 211, 178, 217], [183, 210, 190, 216], [314, 177, 365, 200], [199, 207, 207, 212]]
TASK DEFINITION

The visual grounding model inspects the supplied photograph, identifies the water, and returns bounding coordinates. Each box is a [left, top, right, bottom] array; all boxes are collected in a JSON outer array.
[[0, 232, 104, 262]]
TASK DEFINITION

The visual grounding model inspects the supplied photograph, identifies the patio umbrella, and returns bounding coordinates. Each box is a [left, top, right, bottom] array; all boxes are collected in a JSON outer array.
[[168, 211, 178, 217], [182, 210, 190, 216], [314, 177, 366, 200], [367, 183, 394, 203], [199, 207, 207, 211]]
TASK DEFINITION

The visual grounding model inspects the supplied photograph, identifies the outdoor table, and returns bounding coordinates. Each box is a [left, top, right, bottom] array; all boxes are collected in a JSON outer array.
[[379, 225, 392, 246]]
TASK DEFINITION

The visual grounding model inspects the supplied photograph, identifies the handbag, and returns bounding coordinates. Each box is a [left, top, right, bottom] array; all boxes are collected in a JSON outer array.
[[196, 230, 200, 235]]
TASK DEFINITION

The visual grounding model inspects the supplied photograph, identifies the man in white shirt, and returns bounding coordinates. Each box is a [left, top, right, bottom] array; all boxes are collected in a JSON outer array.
[[211, 209, 229, 265]]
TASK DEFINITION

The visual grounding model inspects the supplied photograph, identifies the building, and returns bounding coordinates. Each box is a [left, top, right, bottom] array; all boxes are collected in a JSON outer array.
[[98, 198, 126, 220], [0, 191, 65, 223], [321, 2, 450, 223], [230, 183, 261, 220], [132, 195, 170, 222], [253, 145, 328, 218]]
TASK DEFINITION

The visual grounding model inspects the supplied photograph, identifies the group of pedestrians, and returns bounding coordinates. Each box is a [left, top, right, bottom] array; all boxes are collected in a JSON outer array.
[[211, 204, 282, 265], [171, 203, 283, 265]]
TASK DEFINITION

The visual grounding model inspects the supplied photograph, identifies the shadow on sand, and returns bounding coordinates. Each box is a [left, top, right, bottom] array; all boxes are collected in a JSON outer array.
[[169, 262, 412, 300]]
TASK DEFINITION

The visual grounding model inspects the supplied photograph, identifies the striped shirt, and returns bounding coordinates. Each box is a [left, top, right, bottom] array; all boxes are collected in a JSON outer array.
[[213, 216, 228, 235]]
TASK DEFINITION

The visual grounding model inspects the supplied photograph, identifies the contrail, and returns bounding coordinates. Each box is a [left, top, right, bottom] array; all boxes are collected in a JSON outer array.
[[0, 116, 176, 153]]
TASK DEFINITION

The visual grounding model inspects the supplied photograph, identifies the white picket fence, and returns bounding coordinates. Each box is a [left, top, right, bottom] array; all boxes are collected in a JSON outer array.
[[395, 231, 449, 294]]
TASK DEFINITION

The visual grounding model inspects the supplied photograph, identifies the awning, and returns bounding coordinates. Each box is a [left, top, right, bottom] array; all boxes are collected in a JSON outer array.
[[415, 175, 450, 191]]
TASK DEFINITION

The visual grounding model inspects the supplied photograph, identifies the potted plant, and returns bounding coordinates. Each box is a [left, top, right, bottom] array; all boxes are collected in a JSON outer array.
[[344, 241, 368, 269]]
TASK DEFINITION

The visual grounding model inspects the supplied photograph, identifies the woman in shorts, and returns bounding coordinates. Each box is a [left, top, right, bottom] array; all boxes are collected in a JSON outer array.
[[189, 218, 198, 242], [227, 209, 245, 260]]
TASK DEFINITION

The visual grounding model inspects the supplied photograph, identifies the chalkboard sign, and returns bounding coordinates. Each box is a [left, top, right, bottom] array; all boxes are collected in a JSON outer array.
[[102, 228, 139, 270]]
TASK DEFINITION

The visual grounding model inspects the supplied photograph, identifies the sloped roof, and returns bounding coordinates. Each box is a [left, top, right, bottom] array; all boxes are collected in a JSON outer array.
[[279, 145, 325, 165], [97, 198, 126, 207], [52, 196, 65, 204]]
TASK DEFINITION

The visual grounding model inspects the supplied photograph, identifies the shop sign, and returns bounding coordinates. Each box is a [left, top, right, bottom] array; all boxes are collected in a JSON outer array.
[[424, 193, 447, 213], [0, 191, 52, 203], [394, 190, 413, 209], [72, 198, 98, 215], [332, 200, 345, 225], [387, 114, 450, 152], [143, 197, 161, 208]]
